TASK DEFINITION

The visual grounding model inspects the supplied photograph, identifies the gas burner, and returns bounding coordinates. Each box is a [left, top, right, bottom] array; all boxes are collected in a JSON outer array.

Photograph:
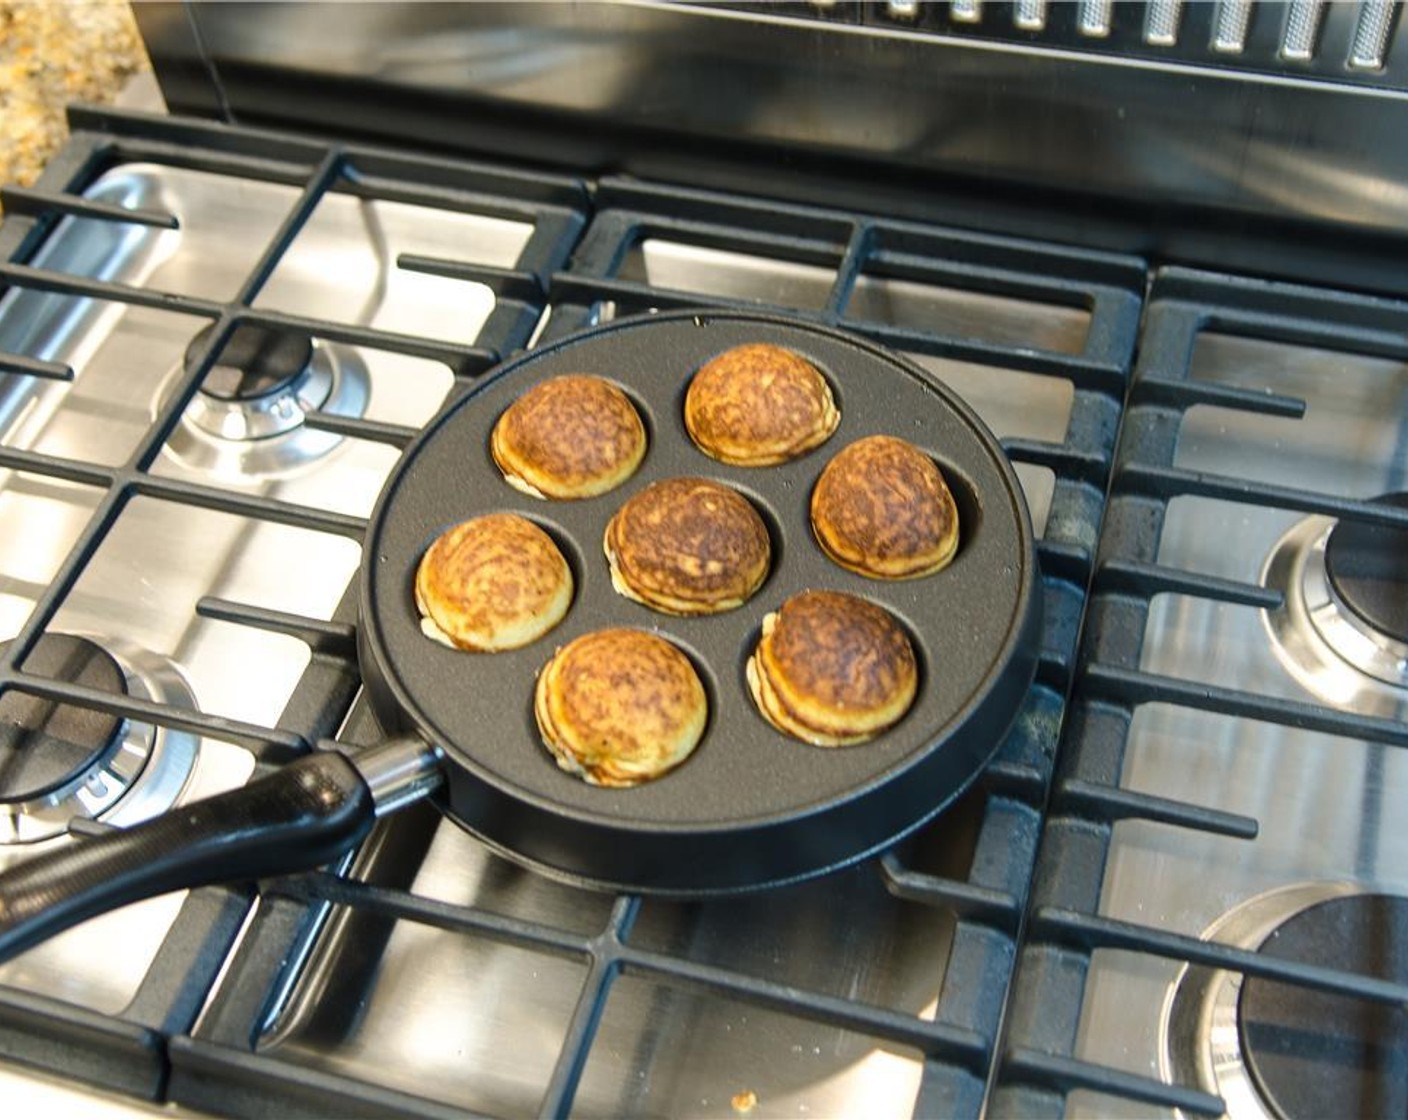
[[184, 323, 325, 441], [158, 323, 370, 477], [1160, 883, 1360, 1120], [0, 633, 199, 847], [1261, 507, 1408, 718], [1323, 493, 1408, 651], [1160, 884, 1408, 1120], [1239, 894, 1408, 1119]]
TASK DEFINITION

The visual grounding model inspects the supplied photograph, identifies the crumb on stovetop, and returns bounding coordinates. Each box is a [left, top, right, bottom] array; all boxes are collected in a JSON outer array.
[[0, 0, 151, 206]]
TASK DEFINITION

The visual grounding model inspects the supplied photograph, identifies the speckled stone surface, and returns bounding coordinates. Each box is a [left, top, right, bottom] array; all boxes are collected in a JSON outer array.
[[0, 0, 151, 202]]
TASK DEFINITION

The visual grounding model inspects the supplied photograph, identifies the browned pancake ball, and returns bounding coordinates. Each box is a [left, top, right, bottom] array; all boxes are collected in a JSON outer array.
[[810, 435, 960, 579], [605, 477, 771, 615], [491, 375, 646, 499], [415, 513, 573, 652], [684, 343, 840, 466], [535, 628, 708, 787], [746, 590, 918, 747]]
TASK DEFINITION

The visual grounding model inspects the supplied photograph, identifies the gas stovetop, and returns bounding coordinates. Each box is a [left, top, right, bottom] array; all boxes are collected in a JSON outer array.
[[0, 106, 1403, 1120]]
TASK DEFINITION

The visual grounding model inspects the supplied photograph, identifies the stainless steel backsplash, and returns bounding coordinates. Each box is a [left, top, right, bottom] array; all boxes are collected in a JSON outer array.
[[133, 1, 1408, 291]]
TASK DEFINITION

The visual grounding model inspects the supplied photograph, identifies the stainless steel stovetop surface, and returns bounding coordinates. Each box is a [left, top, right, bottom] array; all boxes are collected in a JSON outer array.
[[262, 810, 963, 1118], [247, 241, 1073, 1118]]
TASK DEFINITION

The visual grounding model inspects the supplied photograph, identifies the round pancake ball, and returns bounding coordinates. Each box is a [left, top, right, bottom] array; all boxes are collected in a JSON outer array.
[[810, 435, 959, 579], [415, 513, 573, 651], [535, 628, 708, 787], [492, 375, 646, 499], [605, 477, 771, 615], [685, 343, 839, 466], [747, 590, 918, 747]]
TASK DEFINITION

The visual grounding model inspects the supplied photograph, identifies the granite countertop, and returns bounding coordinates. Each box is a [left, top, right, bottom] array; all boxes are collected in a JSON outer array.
[[0, 0, 151, 204]]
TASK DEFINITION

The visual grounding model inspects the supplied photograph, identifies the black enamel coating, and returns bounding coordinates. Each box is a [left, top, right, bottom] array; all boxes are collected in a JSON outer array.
[[360, 310, 1041, 893], [185, 322, 314, 402]]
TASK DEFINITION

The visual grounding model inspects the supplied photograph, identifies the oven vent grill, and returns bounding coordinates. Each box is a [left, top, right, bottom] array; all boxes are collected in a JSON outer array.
[[778, 0, 1407, 85]]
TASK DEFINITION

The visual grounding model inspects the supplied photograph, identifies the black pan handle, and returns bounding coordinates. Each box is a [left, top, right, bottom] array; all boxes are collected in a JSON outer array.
[[0, 751, 377, 963]]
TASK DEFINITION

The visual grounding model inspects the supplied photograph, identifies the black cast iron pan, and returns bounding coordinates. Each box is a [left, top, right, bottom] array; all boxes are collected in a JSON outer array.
[[0, 311, 1040, 962]]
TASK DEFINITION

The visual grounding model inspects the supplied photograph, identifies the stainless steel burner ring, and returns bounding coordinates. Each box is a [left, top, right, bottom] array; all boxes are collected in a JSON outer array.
[[1158, 882, 1369, 1120], [157, 340, 371, 478], [0, 639, 200, 848], [1261, 517, 1408, 718]]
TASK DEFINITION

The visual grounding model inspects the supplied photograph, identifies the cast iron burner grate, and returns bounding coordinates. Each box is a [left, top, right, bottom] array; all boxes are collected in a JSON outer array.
[[0, 108, 1152, 1118], [992, 267, 1408, 1118], [0, 106, 586, 1104], [153, 162, 1144, 1116]]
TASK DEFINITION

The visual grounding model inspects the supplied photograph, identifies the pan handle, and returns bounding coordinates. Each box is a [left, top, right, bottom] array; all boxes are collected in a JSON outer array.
[[0, 740, 440, 964]]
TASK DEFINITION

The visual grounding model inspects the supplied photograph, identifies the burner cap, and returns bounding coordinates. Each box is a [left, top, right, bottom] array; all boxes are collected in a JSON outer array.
[[0, 635, 128, 803], [1324, 493, 1408, 644], [185, 323, 314, 403], [1238, 894, 1408, 1120]]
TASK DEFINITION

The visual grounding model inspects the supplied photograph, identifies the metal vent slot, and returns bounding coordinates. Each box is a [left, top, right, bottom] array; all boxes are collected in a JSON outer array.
[[1014, 0, 1047, 31], [1212, 0, 1254, 52], [1350, 0, 1396, 68], [951, 0, 982, 24], [1078, 0, 1114, 37], [1282, 0, 1327, 59], [798, 0, 1400, 85], [1145, 0, 1184, 45]]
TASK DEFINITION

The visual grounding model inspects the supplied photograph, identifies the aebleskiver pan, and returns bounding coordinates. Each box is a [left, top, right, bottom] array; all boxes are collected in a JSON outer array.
[[0, 310, 1040, 961]]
